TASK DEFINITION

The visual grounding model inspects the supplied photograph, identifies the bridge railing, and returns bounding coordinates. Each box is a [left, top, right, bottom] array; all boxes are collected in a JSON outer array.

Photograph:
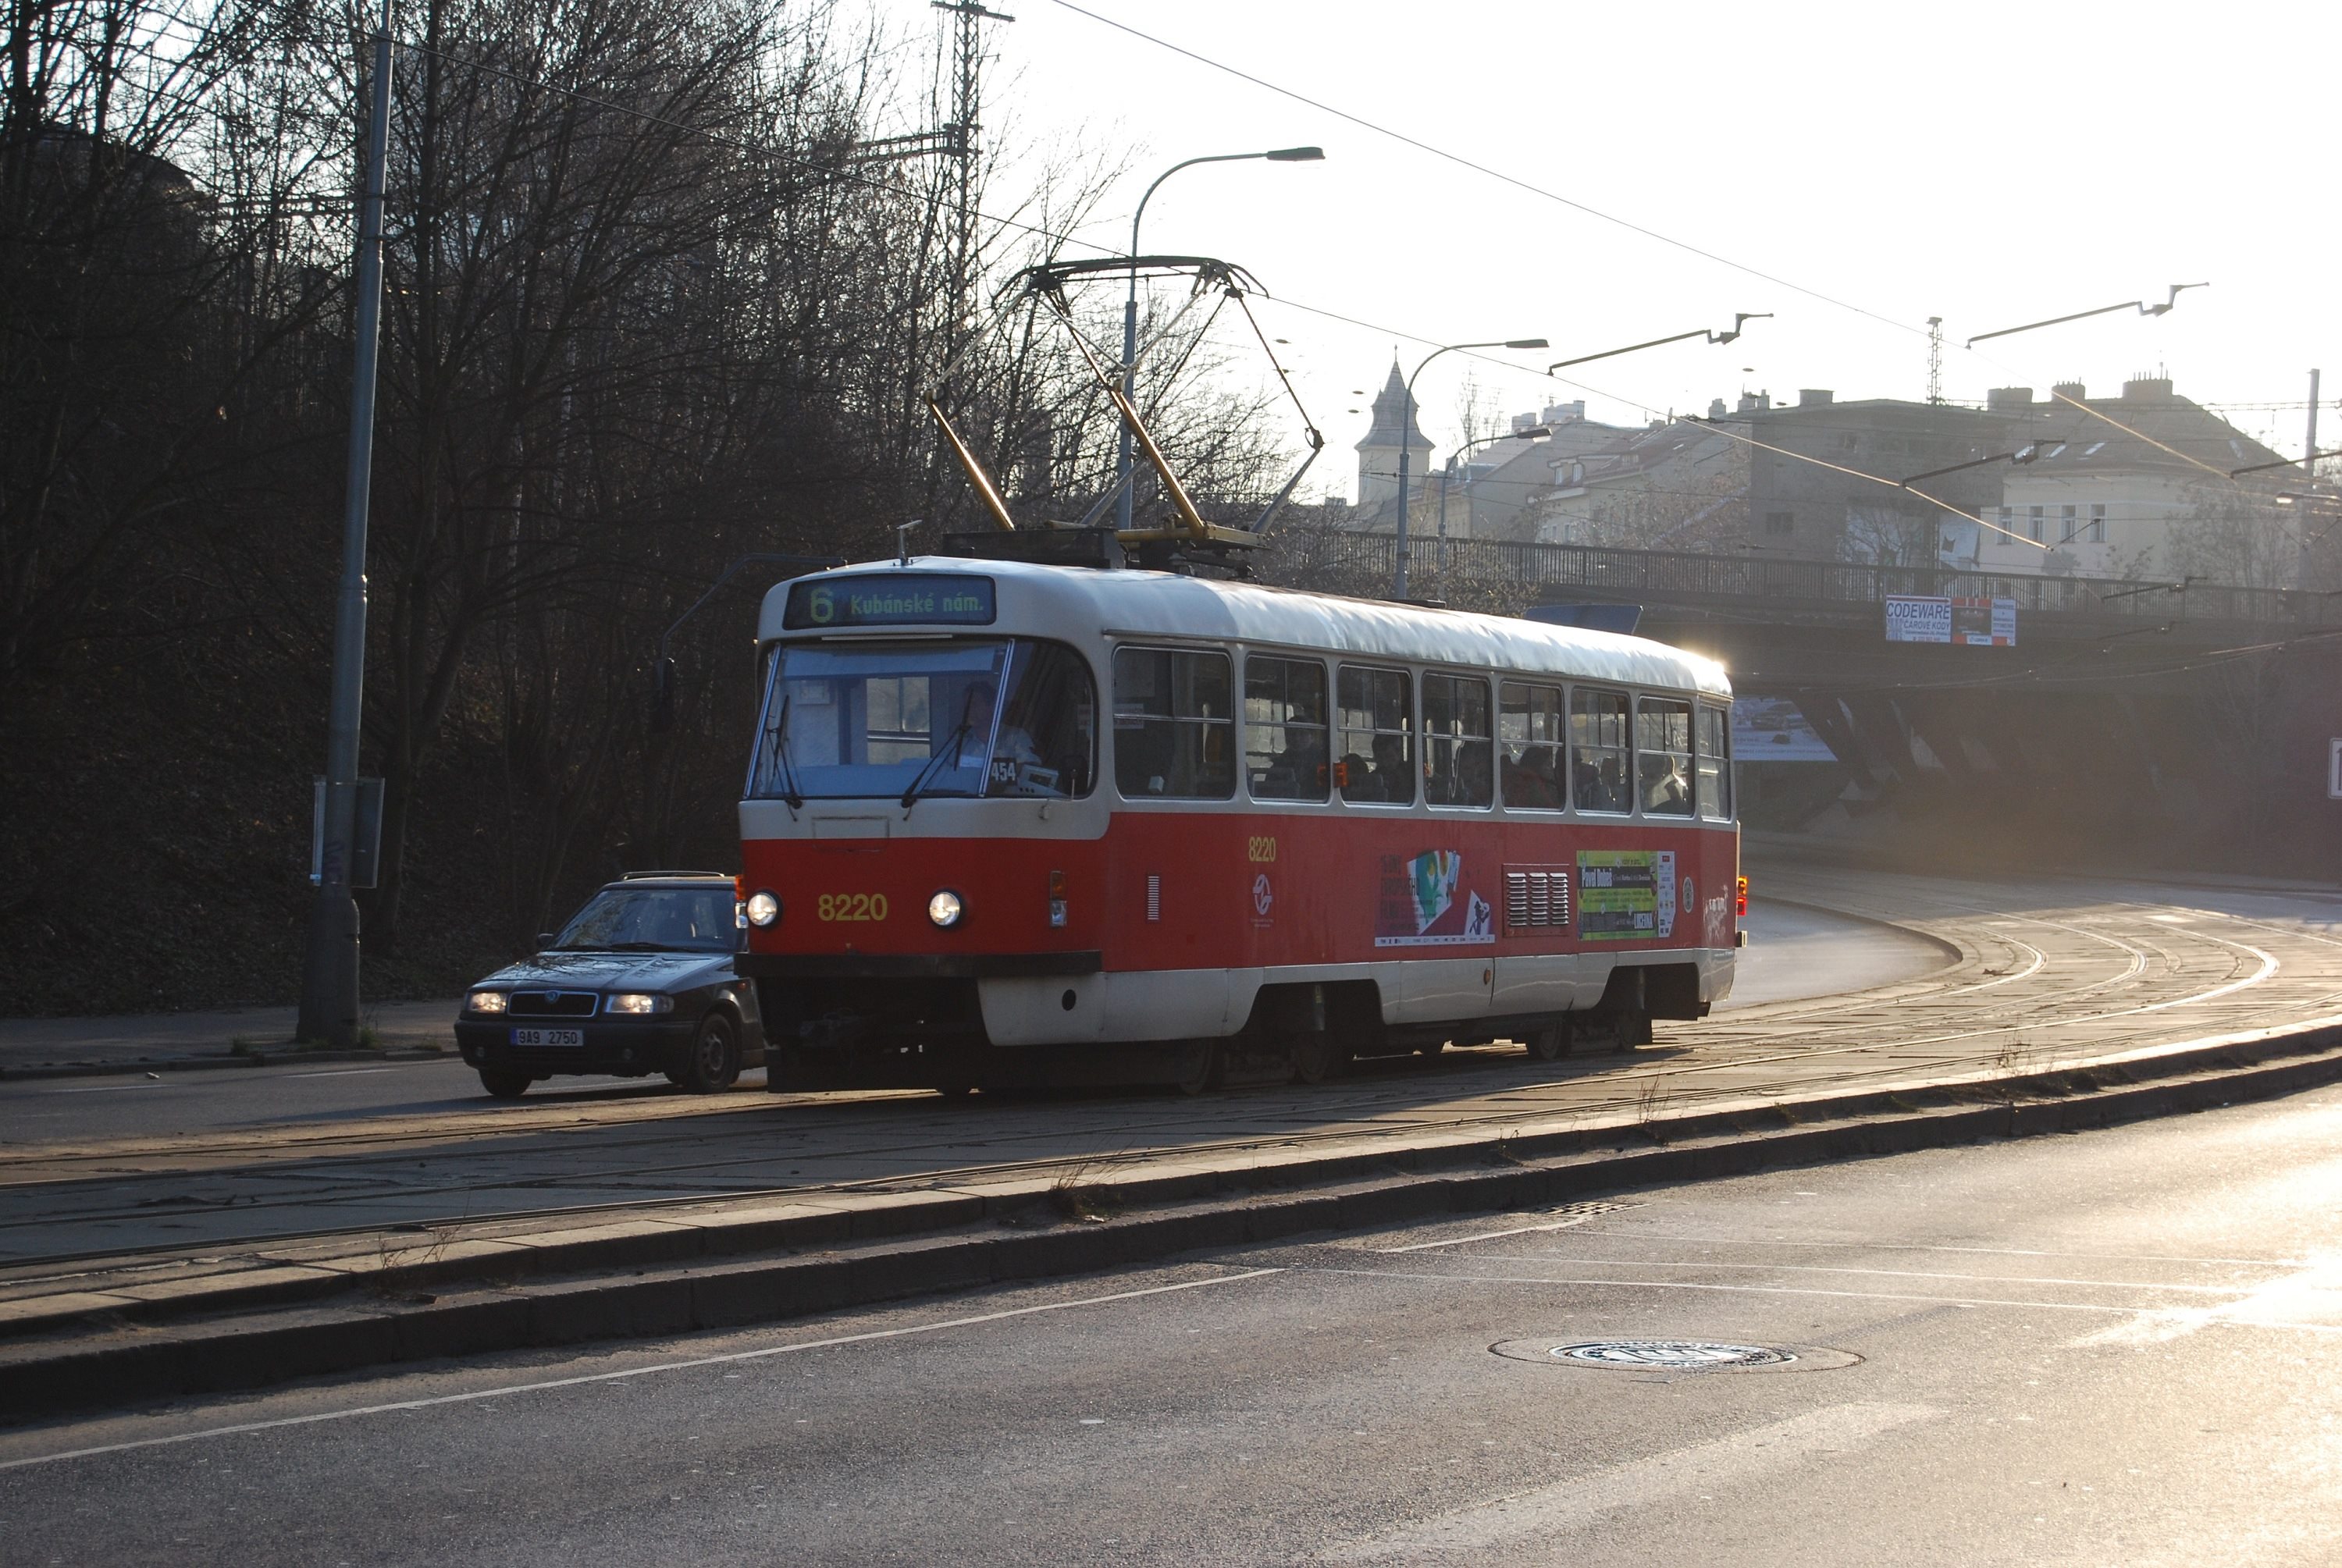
[[1286, 533, 2339, 627]]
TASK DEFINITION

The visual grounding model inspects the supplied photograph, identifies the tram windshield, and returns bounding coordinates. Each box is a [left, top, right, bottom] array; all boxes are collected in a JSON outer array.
[[749, 638, 1095, 801]]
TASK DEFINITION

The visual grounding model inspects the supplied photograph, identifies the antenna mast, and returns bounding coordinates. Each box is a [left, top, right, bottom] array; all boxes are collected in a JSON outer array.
[[1926, 316, 1944, 404], [933, 2, 1013, 326]]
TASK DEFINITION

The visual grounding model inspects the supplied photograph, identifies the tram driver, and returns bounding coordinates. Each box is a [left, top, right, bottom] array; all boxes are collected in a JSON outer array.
[[958, 681, 1059, 797]]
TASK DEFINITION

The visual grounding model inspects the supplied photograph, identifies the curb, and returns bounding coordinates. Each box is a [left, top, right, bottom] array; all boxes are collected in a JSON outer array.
[[5, 1026, 2340, 1424], [0, 1046, 454, 1083]]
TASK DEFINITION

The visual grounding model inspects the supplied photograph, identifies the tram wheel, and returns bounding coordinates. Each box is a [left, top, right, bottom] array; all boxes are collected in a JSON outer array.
[[1525, 1020, 1568, 1062], [1171, 1039, 1223, 1097], [1292, 1032, 1345, 1085]]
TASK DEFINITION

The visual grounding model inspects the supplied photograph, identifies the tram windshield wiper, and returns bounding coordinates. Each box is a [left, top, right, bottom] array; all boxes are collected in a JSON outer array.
[[762, 694, 803, 809], [900, 722, 973, 811]]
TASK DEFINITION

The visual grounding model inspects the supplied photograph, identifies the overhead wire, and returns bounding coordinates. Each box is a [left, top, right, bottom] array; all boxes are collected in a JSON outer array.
[[1040, 0, 1924, 339]]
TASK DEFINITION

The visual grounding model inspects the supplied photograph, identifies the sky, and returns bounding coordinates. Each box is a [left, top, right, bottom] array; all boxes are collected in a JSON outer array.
[[938, 0, 2342, 502]]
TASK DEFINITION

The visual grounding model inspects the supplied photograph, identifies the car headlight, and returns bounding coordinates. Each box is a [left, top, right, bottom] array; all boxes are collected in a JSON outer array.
[[927, 889, 965, 928], [745, 890, 781, 927], [469, 990, 508, 1015], [607, 993, 673, 1015]]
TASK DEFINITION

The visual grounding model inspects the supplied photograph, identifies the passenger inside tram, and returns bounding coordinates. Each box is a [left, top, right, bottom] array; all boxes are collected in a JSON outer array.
[[1502, 748, 1564, 809]]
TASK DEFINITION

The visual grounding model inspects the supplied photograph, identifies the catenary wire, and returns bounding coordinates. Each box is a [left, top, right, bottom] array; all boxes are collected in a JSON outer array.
[[1040, 0, 1924, 339]]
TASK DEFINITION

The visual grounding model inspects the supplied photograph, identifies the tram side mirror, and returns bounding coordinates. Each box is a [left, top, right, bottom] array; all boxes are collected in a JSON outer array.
[[650, 656, 677, 734]]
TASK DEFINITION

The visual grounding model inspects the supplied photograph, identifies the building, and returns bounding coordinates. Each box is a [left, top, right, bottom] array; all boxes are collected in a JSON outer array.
[[1442, 400, 1649, 540], [1518, 417, 1748, 548], [1974, 378, 2296, 588], [1722, 389, 2023, 566], [1353, 361, 1432, 521]]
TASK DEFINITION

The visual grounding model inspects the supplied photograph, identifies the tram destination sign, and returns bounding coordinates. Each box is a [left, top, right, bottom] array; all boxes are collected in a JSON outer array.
[[785, 574, 997, 630], [1884, 595, 2016, 646]]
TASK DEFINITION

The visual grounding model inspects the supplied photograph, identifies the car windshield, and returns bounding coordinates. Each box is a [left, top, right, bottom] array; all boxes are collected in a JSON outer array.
[[551, 887, 739, 952], [748, 638, 1096, 801]]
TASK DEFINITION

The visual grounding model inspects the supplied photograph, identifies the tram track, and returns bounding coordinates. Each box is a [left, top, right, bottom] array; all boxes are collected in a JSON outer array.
[[2, 866, 2338, 1291]]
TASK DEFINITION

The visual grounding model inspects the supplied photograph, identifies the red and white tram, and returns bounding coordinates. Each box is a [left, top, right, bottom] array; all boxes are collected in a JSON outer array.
[[735, 556, 1740, 1090]]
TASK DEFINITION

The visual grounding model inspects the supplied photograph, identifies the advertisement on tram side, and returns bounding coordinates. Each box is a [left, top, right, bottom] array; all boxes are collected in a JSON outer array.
[[1578, 848, 1679, 942], [1372, 849, 1497, 948]]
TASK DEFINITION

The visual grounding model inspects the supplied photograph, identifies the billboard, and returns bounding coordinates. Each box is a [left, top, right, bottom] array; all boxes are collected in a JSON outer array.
[[1885, 596, 2016, 646]]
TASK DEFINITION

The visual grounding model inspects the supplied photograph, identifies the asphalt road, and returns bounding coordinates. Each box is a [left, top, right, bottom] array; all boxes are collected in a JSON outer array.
[[7, 864, 2337, 1282], [0, 897, 1942, 1147], [6, 1082, 2338, 1565]]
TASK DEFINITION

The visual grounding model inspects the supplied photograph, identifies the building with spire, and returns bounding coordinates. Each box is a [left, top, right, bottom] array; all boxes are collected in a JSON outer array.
[[1354, 360, 1432, 521]]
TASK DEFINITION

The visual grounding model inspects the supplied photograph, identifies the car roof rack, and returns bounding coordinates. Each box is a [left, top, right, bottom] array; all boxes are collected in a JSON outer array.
[[619, 869, 733, 880]]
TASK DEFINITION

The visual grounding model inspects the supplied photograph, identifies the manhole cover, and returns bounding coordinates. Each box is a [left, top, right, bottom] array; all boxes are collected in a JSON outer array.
[[1492, 1338, 1860, 1373]]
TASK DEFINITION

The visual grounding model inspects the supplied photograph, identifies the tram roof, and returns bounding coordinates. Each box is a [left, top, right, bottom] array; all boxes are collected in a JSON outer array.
[[762, 557, 1731, 699]]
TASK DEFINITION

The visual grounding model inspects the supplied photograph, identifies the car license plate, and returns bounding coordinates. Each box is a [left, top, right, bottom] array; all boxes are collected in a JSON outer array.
[[510, 1028, 583, 1047]]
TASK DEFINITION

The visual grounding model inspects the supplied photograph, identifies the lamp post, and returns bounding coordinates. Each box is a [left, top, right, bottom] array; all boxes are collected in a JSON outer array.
[[1117, 145, 1323, 535], [1394, 339, 1547, 599], [295, 0, 393, 1049], [1439, 425, 1550, 579]]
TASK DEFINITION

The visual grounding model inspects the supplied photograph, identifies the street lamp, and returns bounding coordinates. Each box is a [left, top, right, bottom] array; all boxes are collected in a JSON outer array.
[[1439, 426, 1550, 578], [1394, 338, 1547, 598], [1544, 315, 1769, 372], [1965, 283, 2208, 347], [1117, 145, 1324, 534]]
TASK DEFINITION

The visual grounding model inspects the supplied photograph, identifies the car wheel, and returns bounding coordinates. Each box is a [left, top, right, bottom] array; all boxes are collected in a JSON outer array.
[[479, 1068, 532, 1100], [682, 1010, 742, 1093]]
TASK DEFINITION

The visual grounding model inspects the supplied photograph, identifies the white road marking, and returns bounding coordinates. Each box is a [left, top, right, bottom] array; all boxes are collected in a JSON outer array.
[[41, 1082, 167, 1094], [1377, 1207, 1639, 1253], [0, 1267, 1284, 1472], [1326, 1402, 1940, 1560], [1304, 1265, 2342, 1328], [1418, 1254, 2256, 1295], [283, 1068, 399, 1079], [1559, 1228, 2305, 1269]]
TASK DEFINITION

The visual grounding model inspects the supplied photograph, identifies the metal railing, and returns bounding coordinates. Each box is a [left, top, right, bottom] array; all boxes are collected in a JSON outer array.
[[1284, 533, 2340, 628]]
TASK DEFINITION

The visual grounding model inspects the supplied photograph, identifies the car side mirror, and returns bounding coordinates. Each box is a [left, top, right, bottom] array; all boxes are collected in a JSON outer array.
[[536, 932, 555, 951]]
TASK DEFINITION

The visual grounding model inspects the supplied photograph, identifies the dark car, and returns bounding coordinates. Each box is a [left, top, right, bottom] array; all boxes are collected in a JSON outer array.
[[454, 873, 767, 1099]]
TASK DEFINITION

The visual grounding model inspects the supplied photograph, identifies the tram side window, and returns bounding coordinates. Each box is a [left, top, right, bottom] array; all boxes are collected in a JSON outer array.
[[1696, 704, 1732, 820], [1112, 647, 1235, 799], [1636, 696, 1694, 817], [1571, 688, 1632, 813], [1244, 656, 1329, 802], [1499, 681, 1566, 810], [1422, 673, 1493, 807], [1337, 665, 1415, 805]]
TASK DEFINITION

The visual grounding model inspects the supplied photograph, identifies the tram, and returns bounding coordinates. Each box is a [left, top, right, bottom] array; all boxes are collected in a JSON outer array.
[[734, 556, 1741, 1090]]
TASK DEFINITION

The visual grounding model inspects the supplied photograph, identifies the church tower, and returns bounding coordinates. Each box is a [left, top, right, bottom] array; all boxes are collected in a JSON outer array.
[[1354, 359, 1433, 519]]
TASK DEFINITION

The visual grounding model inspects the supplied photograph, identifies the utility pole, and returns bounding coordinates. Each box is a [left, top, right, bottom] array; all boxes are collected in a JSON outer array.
[[296, 0, 393, 1048], [2303, 368, 2321, 589], [932, 2, 1011, 331], [1926, 316, 1944, 404]]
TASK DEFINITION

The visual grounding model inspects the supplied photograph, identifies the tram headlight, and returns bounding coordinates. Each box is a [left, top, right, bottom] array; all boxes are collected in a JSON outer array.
[[745, 890, 781, 927], [468, 990, 508, 1015], [927, 889, 965, 929]]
